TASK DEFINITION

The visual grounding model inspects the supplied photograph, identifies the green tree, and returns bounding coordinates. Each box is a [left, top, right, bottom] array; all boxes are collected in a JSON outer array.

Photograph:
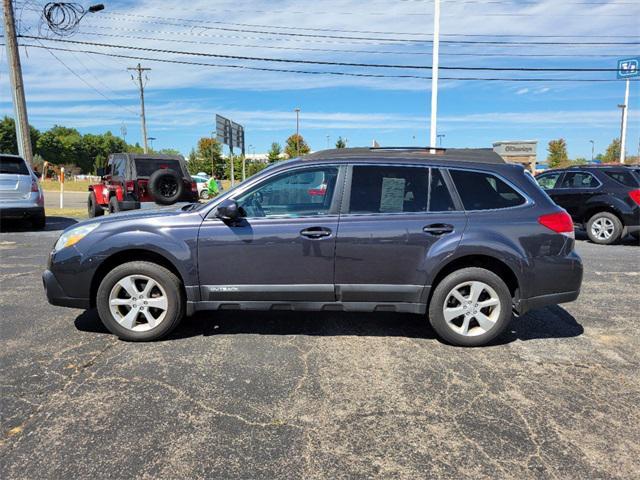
[[602, 138, 621, 163], [571, 157, 588, 166], [185, 137, 223, 176], [267, 142, 282, 163], [546, 138, 569, 168], [335, 137, 347, 149], [284, 134, 310, 158], [0, 116, 40, 155]]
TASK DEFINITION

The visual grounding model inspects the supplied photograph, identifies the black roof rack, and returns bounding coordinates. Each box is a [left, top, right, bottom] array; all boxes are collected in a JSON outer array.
[[304, 147, 505, 164]]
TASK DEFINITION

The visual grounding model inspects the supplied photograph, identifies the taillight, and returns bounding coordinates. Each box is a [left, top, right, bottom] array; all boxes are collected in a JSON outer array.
[[538, 211, 574, 238], [629, 189, 640, 206], [191, 181, 198, 192], [126, 180, 135, 193], [31, 179, 39, 192]]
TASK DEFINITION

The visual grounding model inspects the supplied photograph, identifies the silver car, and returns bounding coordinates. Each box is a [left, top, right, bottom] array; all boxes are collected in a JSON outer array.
[[0, 154, 45, 229]]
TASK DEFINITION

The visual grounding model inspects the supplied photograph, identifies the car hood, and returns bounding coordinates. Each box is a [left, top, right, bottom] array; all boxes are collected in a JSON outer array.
[[67, 204, 203, 231]]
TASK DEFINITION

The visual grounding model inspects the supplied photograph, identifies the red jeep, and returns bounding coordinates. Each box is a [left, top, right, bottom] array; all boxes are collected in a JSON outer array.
[[88, 153, 198, 217]]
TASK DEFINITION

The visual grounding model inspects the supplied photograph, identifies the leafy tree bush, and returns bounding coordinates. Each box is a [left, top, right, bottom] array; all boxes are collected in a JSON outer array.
[[335, 137, 347, 149], [547, 138, 569, 168], [284, 134, 310, 158], [267, 142, 282, 163]]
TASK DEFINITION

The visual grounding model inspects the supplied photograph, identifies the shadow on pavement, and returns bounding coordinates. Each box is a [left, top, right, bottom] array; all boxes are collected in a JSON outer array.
[[74, 304, 583, 345], [575, 229, 639, 246], [0, 216, 78, 233]]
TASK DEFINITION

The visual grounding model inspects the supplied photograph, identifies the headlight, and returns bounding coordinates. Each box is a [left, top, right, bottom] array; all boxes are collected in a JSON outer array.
[[54, 223, 100, 251]]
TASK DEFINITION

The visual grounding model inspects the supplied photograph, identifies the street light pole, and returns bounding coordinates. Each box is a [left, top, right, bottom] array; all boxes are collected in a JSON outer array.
[[429, 0, 440, 154], [437, 134, 445, 147], [589, 140, 595, 162], [294, 108, 300, 157], [619, 78, 630, 164]]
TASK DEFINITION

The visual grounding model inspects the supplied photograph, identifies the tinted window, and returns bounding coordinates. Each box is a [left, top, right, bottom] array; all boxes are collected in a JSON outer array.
[[450, 170, 526, 210], [536, 172, 562, 190], [134, 158, 183, 177], [605, 170, 639, 187], [0, 156, 29, 175], [560, 172, 599, 189], [114, 157, 127, 177], [236, 167, 338, 218], [349, 166, 430, 214], [429, 169, 456, 211]]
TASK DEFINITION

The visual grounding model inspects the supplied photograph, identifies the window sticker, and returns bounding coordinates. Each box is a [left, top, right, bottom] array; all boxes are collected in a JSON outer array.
[[379, 177, 406, 212]]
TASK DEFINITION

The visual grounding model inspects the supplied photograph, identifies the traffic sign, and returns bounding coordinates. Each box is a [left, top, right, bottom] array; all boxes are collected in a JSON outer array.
[[617, 57, 639, 79]]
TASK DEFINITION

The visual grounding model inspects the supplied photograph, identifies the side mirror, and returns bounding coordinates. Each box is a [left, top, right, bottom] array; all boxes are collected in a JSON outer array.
[[215, 199, 243, 222], [96, 167, 106, 177]]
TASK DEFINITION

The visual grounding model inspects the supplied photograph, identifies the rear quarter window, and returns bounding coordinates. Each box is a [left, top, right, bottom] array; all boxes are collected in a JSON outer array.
[[604, 170, 639, 187], [450, 169, 526, 210], [0, 156, 29, 175]]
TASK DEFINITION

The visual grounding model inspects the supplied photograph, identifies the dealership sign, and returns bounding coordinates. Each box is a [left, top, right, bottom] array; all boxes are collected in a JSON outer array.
[[617, 57, 639, 80], [492, 141, 537, 157]]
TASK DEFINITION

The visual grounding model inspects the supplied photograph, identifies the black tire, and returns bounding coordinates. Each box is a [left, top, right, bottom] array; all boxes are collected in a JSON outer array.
[[148, 169, 184, 205], [96, 261, 185, 341], [199, 189, 209, 200], [108, 196, 120, 214], [31, 211, 46, 230], [586, 211, 622, 245], [428, 267, 512, 347], [88, 191, 104, 218]]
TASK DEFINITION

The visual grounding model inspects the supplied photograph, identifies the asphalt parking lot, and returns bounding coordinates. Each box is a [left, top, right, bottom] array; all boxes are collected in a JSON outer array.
[[1, 219, 639, 479]]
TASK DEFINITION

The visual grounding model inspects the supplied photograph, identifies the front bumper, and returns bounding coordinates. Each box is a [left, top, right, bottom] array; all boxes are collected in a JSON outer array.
[[42, 269, 90, 309]]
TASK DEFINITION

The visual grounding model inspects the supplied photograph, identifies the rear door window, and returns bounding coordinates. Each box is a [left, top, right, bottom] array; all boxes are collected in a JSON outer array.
[[449, 169, 527, 210], [348, 166, 456, 214], [559, 172, 600, 189], [0, 156, 29, 175], [604, 170, 639, 187]]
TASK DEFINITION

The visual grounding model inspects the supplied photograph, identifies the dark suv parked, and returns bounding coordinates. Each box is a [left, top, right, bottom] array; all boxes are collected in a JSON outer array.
[[535, 165, 640, 244], [43, 148, 583, 346]]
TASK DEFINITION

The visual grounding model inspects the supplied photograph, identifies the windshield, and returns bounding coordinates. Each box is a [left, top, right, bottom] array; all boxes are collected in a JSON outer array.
[[134, 158, 183, 177], [0, 156, 29, 175]]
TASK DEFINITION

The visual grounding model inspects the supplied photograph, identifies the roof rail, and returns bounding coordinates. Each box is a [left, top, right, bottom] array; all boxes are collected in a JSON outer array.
[[369, 146, 446, 154]]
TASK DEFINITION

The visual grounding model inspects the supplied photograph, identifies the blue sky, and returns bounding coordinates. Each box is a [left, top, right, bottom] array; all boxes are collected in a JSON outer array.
[[1, 0, 639, 160]]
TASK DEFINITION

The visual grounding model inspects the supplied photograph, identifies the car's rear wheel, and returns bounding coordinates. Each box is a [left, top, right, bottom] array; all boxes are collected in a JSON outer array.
[[428, 267, 512, 347], [108, 196, 120, 214], [88, 191, 104, 217], [586, 211, 622, 245], [199, 189, 209, 200], [148, 169, 184, 205], [96, 261, 184, 341]]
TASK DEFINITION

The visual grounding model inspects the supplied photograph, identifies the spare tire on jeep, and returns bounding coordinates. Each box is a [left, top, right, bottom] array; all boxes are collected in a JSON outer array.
[[148, 169, 184, 205]]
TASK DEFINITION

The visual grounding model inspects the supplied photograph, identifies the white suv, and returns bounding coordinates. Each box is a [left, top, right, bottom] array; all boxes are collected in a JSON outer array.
[[0, 154, 45, 229]]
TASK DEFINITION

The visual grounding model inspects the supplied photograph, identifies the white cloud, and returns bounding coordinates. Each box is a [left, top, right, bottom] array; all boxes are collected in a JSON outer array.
[[516, 88, 530, 95]]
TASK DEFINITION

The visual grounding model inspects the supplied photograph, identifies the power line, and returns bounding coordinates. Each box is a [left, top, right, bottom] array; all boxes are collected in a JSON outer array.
[[75, 30, 629, 59], [88, 14, 639, 45], [18, 36, 624, 72], [11, 42, 619, 83], [23, 38, 138, 115]]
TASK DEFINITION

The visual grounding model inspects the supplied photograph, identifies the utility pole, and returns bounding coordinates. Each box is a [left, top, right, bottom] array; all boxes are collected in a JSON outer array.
[[128, 63, 151, 153], [619, 78, 630, 163], [429, 0, 440, 154], [294, 108, 300, 157], [3, 0, 33, 165]]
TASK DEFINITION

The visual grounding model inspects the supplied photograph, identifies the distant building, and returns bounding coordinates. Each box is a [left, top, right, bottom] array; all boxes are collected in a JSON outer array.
[[492, 140, 537, 172]]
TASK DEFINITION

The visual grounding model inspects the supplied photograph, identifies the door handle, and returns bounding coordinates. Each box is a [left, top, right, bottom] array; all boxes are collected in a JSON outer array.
[[423, 224, 454, 235], [300, 227, 332, 239]]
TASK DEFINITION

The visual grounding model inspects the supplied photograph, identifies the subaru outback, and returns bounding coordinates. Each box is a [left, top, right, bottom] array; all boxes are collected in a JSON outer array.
[[43, 147, 583, 346]]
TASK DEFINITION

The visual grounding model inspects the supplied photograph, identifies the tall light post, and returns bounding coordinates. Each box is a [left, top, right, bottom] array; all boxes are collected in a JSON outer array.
[[429, 0, 441, 153], [147, 136, 156, 150], [589, 140, 595, 162], [326, 135, 330, 149], [294, 108, 301, 157], [437, 133, 446, 147]]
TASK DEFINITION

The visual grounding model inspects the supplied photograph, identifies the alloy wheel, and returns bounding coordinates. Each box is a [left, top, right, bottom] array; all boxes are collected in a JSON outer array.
[[108, 274, 168, 331], [442, 281, 501, 337], [591, 217, 614, 241]]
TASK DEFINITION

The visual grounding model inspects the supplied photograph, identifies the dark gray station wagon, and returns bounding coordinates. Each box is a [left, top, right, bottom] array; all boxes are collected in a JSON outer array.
[[44, 148, 583, 346]]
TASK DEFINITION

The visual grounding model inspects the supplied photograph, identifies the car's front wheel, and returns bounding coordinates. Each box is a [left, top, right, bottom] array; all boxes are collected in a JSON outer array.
[[428, 267, 512, 347], [586, 211, 622, 245], [96, 261, 184, 341]]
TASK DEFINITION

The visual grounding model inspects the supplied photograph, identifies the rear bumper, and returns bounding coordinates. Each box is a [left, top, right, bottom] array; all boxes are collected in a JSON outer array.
[[0, 206, 44, 219], [515, 290, 580, 315], [42, 269, 90, 309]]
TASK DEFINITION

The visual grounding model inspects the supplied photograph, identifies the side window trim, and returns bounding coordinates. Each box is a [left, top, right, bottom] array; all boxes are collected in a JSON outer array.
[[446, 167, 534, 212], [230, 164, 346, 220]]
